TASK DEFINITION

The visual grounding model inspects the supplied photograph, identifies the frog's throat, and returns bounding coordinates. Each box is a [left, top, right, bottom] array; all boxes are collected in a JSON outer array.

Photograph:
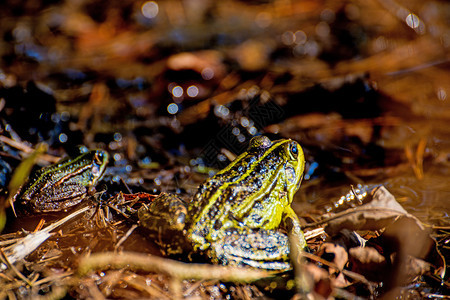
[[92, 151, 109, 185]]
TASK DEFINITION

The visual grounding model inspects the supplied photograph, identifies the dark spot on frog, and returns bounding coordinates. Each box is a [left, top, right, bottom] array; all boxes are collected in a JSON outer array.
[[241, 241, 252, 250], [213, 220, 222, 230]]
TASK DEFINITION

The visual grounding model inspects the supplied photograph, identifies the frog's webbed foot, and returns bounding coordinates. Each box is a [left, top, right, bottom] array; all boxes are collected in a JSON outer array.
[[211, 229, 291, 271], [138, 193, 187, 232], [138, 193, 189, 255]]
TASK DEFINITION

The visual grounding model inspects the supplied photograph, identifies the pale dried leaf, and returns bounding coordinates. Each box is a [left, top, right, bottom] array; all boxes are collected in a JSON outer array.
[[349, 247, 385, 265], [325, 186, 408, 236]]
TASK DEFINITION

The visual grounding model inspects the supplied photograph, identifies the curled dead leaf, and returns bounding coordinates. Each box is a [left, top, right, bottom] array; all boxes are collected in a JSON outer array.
[[349, 247, 388, 282], [324, 186, 409, 236]]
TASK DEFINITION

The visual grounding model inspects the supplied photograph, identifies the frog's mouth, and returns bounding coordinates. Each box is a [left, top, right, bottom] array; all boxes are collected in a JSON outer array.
[[91, 151, 109, 184]]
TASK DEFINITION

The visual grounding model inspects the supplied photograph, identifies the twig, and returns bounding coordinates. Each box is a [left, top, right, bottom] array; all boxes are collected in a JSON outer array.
[[114, 225, 138, 251], [405, 139, 426, 180], [0, 135, 59, 163], [302, 207, 415, 229], [303, 227, 325, 240], [300, 251, 376, 293], [0, 248, 33, 286], [289, 234, 311, 295], [122, 275, 171, 299], [1, 206, 91, 271], [78, 251, 272, 283], [33, 271, 73, 286]]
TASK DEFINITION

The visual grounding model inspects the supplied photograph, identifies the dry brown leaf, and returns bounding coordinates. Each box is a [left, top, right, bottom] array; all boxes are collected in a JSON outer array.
[[345, 215, 444, 289], [349, 247, 385, 265], [304, 264, 332, 299], [324, 186, 408, 236], [316, 243, 351, 288], [348, 247, 388, 282]]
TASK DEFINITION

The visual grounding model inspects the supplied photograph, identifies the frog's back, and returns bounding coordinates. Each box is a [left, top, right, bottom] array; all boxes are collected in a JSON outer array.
[[187, 138, 294, 243]]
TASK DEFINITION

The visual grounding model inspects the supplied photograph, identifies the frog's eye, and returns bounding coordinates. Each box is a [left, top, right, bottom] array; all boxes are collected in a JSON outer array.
[[94, 151, 104, 165], [289, 143, 298, 160]]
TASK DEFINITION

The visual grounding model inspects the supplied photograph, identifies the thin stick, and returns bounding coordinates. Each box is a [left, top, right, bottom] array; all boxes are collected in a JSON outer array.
[[0, 135, 59, 163], [78, 251, 272, 283], [114, 225, 138, 251]]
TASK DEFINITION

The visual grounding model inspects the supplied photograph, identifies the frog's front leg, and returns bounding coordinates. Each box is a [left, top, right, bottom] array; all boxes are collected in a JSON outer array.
[[210, 228, 292, 271], [138, 193, 187, 232], [138, 193, 189, 255], [283, 207, 307, 257]]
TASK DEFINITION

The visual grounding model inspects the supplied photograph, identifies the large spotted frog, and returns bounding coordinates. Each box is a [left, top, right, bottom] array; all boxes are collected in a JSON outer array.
[[139, 136, 307, 270]]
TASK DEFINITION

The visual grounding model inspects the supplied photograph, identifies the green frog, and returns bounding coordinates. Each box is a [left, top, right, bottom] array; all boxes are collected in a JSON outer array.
[[139, 136, 307, 270], [14, 149, 109, 212]]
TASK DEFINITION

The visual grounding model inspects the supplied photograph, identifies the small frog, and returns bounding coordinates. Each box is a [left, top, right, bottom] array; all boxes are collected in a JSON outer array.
[[14, 149, 109, 212], [139, 136, 307, 270]]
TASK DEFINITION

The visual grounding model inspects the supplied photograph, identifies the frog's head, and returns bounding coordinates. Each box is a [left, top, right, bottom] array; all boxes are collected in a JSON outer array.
[[80, 149, 109, 185], [248, 136, 305, 203]]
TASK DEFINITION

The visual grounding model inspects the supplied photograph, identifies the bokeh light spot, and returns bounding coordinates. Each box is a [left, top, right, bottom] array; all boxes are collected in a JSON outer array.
[[281, 31, 295, 45], [437, 88, 447, 101], [406, 13, 420, 29], [187, 85, 199, 97], [294, 30, 307, 45], [59, 133, 68, 143], [240, 117, 249, 127], [214, 105, 230, 118], [315, 22, 330, 38], [141, 1, 159, 19], [201, 68, 214, 80], [114, 132, 122, 142], [167, 103, 179, 114], [255, 12, 272, 28], [172, 86, 183, 97], [60, 111, 70, 122]]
